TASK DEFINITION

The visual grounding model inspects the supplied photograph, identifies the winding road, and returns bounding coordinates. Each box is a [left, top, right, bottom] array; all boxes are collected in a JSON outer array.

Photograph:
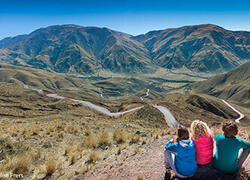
[[221, 99, 245, 123], [47, 93, 143, 117], [45, 87, 178, 127], [22, 84, 196, 128], [140, 89, 150, 101], [23, 84, 178, 127], [153, 105, 178, 127], [46, 93, 178, 127], [23, 84, 245, 125]]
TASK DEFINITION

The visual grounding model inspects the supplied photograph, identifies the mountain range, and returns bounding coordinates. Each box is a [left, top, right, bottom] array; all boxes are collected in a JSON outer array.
[[0, 24, 249, 74]]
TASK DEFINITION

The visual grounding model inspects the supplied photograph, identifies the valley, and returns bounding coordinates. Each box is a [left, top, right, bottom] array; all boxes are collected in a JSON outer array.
[[0, 73, 249, 179], [0, 23, 249, 179]]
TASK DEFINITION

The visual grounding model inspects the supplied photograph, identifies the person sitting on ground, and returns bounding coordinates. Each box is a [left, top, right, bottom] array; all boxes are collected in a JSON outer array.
[[164, 126, 197, 178], [213, 120, 250, 174], [191, 120, 213, 165]]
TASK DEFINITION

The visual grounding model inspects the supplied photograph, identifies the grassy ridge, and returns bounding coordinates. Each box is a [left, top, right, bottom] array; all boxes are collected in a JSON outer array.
[[189, 61, 250, 107]]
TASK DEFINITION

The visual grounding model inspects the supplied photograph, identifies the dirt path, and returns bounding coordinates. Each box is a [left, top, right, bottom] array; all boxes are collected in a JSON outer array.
[[73, 136, 168, 180]]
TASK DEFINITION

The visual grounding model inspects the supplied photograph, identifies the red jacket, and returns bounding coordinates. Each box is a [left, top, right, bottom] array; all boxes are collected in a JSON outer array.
[[191, 135, 213, 165]]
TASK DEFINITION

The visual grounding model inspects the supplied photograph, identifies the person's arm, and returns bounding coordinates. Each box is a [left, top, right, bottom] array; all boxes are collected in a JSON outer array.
[[213, 134, 221, 156], [214, 134, 221, 142], [165, 139, 178, 152], [237, 138, 250, 149]]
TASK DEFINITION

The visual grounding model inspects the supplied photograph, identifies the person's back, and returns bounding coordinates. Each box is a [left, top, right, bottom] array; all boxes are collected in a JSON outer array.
[[192, 134, 213, 164], [213, 121, 250, 174], [213, 134, 250, 173], [190, 120, 213, 165], [164, 126, 197, 178], [166, 139, 197, 176]]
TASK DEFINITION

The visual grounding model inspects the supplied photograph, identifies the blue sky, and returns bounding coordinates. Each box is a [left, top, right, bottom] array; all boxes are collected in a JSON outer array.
[[0, 0, 250, 40]]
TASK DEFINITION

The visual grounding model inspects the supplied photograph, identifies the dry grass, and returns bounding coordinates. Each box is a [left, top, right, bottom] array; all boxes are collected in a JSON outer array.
[[76, 143, 84, 157], [136, 175, 144, 180], [16, 119, 23, 123], [85, 129, 91, 136], [141, 139, 147, 145], [0, 90, 172, 179], [64, 145, 74, 156], [88, 151, 100, 164], [130, 134, 140, 144], [58, 132, 64, 139], [98, 132, 110, 147], [70, 153, 78, 165], [133, 147, 140, 154], [67, 126, 79, 135], [30, 149, 41, 161], [113, 130, 126, 144], [79, 165, 91, 175], [12, 154, 32, 175], [153, 134, 159, 140], [85, 135, 98, 149], [117, 147, 122, 155], [45, 160, 57, 176]]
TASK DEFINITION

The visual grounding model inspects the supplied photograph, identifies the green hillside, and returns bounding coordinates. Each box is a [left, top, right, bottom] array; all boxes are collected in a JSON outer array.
[[189, 61, 250, 107]]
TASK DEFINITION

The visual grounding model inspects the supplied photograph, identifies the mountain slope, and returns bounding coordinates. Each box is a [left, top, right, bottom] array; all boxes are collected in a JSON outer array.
[[0, 25, 151, 74], [189, 61, 250, 107], [134, 24, 250, 72], [0, 24, 249, 74]]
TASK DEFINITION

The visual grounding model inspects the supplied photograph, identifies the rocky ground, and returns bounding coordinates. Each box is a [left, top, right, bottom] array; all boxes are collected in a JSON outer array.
[[69, 127, 250, 180]]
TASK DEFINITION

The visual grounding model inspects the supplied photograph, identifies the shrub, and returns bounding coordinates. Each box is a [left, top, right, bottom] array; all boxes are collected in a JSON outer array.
[[98, 132, 110, 147], [88, 152, 99, 164], [133, 148, 140, 154], [136, 175, 143, 180], [12, 154, 32, 175], [84, 135, 97, 149], [154, 134, 159, 140], [0, 138, 27, 161], [129, 134, 140, 144], [85, 129, 91, 136], [141, 139, 147, 145], [79, 165, 90, 175], [67, 126, 78, 135], [70, 153, 78, 165], [113, 130, 126, 144], [64, 146, 73, 156], [117, 147, 122, 155], [45, 160, 56, 176]]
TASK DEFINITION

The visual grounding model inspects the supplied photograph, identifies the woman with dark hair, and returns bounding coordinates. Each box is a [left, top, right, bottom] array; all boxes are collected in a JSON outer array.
[[164, 126, 197, 178], [213, 120, 250, 174]]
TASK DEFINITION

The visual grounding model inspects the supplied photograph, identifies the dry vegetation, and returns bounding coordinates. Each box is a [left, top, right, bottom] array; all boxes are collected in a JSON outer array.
[[0, 85, 170, 179], [0, 83, 249, 179], [0, 112, 169, 179]]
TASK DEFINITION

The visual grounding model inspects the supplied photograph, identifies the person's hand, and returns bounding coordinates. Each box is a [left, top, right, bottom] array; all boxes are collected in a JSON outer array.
[[176, 137, 181, 142], [170, 138, 177, 143], [172, 139, 177, 143]]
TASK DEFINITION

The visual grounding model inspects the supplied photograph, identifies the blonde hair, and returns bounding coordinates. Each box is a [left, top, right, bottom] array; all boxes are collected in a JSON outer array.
[[191, 120, 211, 140]]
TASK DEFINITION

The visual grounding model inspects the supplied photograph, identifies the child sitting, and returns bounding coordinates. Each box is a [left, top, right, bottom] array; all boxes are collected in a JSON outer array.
[[191, 120, 213, 165], [164, 126, 197, 178], [213, 120, 250, 174]]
